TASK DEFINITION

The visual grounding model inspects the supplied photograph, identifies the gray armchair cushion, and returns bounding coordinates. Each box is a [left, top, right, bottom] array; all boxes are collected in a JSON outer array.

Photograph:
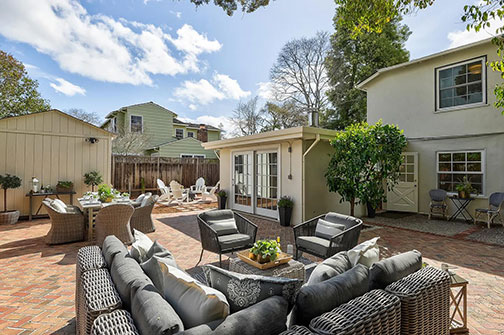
[[202, 264, 301, 313], [324, 212, 360, 230], [314, 218, 345, 240], [102, 235, 129, 267], [217, 234, 253, 250], [200, 210, 239, 236], [307, 251, 351, 285], [369, 250, 422, 290], [296, 236, 331, 256], [294, 264, 369, 326], [180, 297, 288, 335], [110, 252, 152, 309], [130, 282, 184, 335]]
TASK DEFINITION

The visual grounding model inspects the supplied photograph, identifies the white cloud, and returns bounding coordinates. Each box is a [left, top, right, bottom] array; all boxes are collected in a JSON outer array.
[[0, 0, 221, 86], [188, 104, 198, 110], [50, 78, 86, 96], [174, 73, 249, 106], [447, 17, 502, 48], [170, 10, 182, 19], [256, 81, 275, 100]]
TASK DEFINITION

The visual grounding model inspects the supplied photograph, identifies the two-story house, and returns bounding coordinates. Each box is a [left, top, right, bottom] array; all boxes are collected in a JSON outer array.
[[358, 37, 504, 216], [101, 102, 221, 158]]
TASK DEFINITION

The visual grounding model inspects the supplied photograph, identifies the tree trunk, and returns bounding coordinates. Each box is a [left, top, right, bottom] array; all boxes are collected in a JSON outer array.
[[350, 197, 355, 217]]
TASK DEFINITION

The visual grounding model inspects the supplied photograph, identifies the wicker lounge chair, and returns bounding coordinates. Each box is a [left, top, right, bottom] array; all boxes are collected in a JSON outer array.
[[130, 195, 158, 233], [474, 192, 504, 228], [293, 212, 362, 259], [43, 199, 85, 245], [196, 209, 257, 267], [95, 204, 134, 247], [428, 189, 448, 220]]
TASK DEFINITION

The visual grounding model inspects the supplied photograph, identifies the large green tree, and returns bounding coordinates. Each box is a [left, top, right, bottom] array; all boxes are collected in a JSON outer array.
[[325, 121, 407, 216], [0, 51, 50, 118], [323, 15, 411, 130]]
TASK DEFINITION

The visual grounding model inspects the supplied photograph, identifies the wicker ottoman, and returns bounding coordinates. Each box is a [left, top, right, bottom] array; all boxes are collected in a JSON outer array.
[[229, 257, 306, 282]]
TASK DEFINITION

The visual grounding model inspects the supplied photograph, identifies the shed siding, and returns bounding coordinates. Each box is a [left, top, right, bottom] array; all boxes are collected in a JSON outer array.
[[0, 111, 113, 216]]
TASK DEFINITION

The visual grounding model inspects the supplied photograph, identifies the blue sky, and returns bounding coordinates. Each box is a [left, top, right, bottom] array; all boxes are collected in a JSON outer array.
[[0, 0, 496, 132]]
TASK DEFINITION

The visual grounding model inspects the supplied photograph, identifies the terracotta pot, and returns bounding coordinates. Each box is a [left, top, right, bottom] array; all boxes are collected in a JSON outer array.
[[458, 190, 468, 199], [0, 210, 20, 225], [258, 255, 271, 264], [248, 252, 256, 261]]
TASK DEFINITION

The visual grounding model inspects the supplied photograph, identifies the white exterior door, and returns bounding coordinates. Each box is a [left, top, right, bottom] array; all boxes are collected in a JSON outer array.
[[387, 152, 419, 212], [232, 152, 254, 213], [255, 151, 279, 219]]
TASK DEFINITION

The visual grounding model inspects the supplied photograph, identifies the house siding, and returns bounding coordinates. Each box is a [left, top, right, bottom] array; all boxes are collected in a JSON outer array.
[[157, 138, 218, 158], [123, 104, 174, 148]]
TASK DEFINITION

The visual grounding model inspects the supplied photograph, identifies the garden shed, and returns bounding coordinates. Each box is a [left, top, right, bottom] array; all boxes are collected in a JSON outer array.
[[202, 126, 366, 225], [0, 110, 114, 218]]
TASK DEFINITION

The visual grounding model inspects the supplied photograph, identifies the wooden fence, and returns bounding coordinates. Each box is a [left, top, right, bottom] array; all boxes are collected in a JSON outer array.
[[112, 155, 220, 194]]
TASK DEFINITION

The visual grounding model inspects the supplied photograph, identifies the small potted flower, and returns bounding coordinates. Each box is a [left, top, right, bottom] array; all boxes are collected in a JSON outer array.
[[97, 184, 114, 203], [455, 176, 474, 199], [278, 196, 294, 226], [0, 174, 22, 225], [217, 190, 227, 210], [249, 239, 281, 264]]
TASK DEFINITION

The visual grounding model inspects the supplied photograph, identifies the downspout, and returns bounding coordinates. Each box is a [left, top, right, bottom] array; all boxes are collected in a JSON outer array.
[[302, 134, 320, 221]]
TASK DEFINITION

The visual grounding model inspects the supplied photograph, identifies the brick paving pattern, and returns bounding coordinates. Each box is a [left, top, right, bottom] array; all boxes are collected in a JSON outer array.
[[0, 209, 502, 334]]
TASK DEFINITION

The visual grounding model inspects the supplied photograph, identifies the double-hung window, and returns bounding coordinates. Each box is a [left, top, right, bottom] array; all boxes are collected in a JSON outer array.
[[130, 115, 143, 133], [436, 57, 486, 111], [187, 131, 194, 138], [175, 128, 183, 139], [437, 150, 485, 195]]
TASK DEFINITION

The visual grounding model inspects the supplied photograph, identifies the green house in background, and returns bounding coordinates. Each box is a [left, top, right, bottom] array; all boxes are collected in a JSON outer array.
[[101, 102, 221, 158]]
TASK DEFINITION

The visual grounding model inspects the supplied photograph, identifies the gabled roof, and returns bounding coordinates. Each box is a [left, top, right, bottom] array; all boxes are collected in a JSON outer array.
[[357, 36, 497, 91], [147, 136, 204, 150], [104, 101, 177, 120], [0, 109, 114, 136], [173, 117, 221, 131]]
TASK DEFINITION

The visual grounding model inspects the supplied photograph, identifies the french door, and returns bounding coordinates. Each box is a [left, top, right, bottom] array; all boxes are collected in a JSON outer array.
[[387, 152, 419, 212], [231, 150, 279, 218]]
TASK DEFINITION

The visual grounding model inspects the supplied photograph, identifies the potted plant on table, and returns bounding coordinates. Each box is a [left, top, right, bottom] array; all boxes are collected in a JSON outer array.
[[456, 176, 474, 199], [249, 239, 281, 264], [97, 184, 114, 203], [84, 171, 103, 192], [217, 190, 227, 210], [56, 181, 74, 193], [278, 196, 294, 226], [0, 174, 22, 225]]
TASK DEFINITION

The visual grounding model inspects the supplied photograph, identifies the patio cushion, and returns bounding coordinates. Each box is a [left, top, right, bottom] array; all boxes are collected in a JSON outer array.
[[130, 281, 184, 335], [314, 218, 345, 240], [347, 237, 380, 267], [217, 233, 253, 250], [369, 250, 422, 290], [296, 236, 331, 256], [307, 251, 351, 285], [141, 255, 178, 290], [294, 264, 369, 326], [110, 252, 152, 309], [202, 264, 301, 313], [144, 241, 178, 266], [102, 235, 129, 267], [156, 258, 229, 329], [51, 199, 67, 213], [324, 212, 360, 230], [200, 210, 239, 236], [130, 229, 154, 263]]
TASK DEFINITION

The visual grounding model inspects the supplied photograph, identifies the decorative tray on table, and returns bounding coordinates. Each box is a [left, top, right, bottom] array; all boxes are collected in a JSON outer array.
[[236, 250, 292, 270]]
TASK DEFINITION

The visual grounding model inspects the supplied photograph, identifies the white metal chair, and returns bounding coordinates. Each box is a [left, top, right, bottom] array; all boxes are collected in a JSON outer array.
[[157, 179, 171, 202], [201, 181, 220, 203], [190, 177, 207, 194], [474, 192, 504, 228]]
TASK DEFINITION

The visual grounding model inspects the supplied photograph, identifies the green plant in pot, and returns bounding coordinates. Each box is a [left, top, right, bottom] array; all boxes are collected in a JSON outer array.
[[249, 239, 281, 264], [84, 170, 103, 192], [217, 190, 227, 210], [0, 174, 22, 225], [456, 176, 474, 199], [97, 184, 114, 203], [278, 196, 294, 226], [56, 180, 74, 193]]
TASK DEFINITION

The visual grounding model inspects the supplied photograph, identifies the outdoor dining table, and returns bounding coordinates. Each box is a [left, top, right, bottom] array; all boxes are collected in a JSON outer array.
[[448, 195, 475, 222], [78, 197, 134, 241]]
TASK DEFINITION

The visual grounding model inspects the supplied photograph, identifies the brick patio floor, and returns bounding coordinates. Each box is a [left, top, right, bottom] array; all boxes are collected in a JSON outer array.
[[0, 210, 503, 334]]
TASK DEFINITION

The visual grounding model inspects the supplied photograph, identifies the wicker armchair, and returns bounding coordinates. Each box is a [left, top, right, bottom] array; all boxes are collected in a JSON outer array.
[[428, 189, 448, 220], [196, 209, 258, 267], [293, 212, 362, 260], [474, 192, 504, 228], [95, 204, 134, 247], [130, 195, 158, 234], [43, 200, 85, 245]]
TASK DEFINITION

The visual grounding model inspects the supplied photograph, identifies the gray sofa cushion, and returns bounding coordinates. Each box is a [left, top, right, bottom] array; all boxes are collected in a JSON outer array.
[[110, 252, 152, 309], [200, 210, 239, 236], [369, 250, 422, 290], [294, 264, 369, 326], [130, 282, 184, 335], [145, 240, 178, 265], [202, 264, 301, 313], [217, 233, 253, 250], [324, 212, 360, 230], [296, 236, 331, 256], [102, 235, 128, 267], [314, 218, 346, 240], [307, 251, 352, 285], [179, 296, 289, 335], [141, 254, 178, 291]]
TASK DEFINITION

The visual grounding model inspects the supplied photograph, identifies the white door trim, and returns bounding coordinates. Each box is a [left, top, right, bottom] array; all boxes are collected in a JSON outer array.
[[387, 152, 419, 213], [231, 151, 254, 213]]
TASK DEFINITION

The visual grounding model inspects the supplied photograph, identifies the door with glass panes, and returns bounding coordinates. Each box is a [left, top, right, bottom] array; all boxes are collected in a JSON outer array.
[[387, 152, 418, 212]]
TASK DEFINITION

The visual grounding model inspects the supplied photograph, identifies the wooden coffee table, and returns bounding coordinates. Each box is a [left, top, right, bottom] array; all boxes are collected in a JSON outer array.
[[229, 256, 306, 283]]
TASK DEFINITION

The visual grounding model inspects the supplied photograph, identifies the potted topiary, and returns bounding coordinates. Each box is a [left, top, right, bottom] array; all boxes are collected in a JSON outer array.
[[456, 176, 474, 199], [0, 174, 22, 225], [84, 170, 103, 192], [278, 196, 294, 226], [56, 181, 74, 193], [217, 190, 227, 210]]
